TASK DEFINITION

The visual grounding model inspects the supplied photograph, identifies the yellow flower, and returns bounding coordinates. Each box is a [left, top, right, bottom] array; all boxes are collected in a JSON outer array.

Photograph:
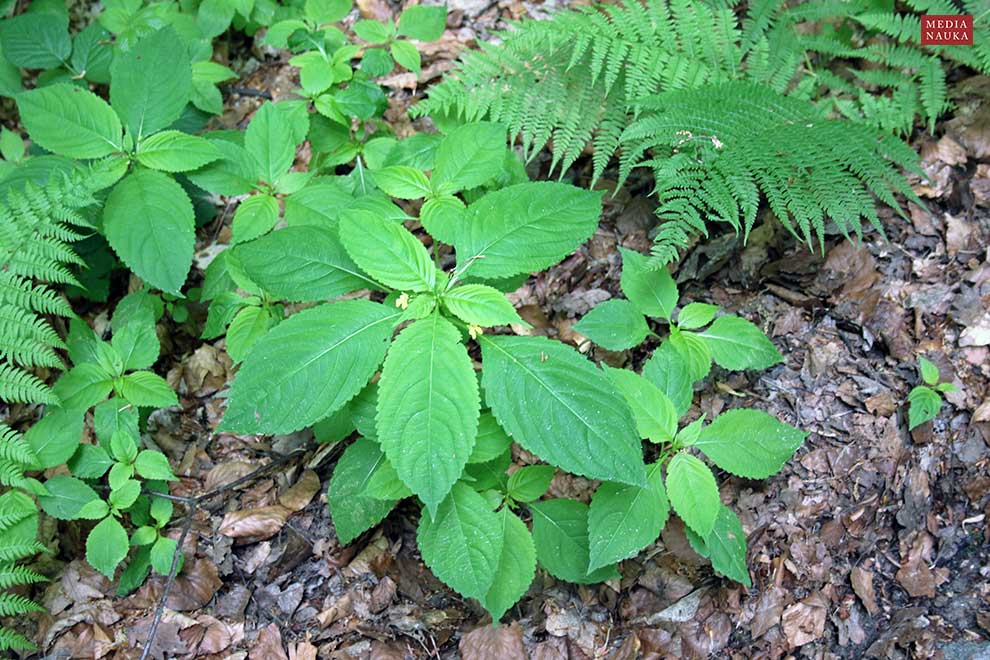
[[467, 324, 483, 339], [395, 292, 410, 310]]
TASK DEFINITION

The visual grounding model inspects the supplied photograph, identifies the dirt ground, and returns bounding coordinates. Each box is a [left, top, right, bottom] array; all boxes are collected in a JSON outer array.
[[10, 1, 990, 658]]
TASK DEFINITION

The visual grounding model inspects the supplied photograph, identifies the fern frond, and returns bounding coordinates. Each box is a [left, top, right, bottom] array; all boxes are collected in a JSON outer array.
[[0, 564, 46, 589], [0, 591, 45, 617], [0, 627, 35, 652]]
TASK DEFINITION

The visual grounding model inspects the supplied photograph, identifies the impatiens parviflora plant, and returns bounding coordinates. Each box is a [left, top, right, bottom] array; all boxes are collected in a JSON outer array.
[[907, 357, 957, 430], [27, 293, 179, 586], [217, 123, 805, 620], [13, 27, 225, 296]]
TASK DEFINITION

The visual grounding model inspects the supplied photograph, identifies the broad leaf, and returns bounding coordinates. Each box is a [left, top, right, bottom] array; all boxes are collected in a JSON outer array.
[[186, 138, 256, 196], [150, 535, 179, 575], [365, 458, 413, 500], [103, 170, 194, 295], [25, 407, 85, 469], [442, 284, 524, 327], [642, 341, 694, 416], [417, 483, 503, 600], [694, 409, 805, 478], [234, 226, 377, 302], [372, 165, 431, 199], [588, 463, 669, 571], [707, 505, 751, 587], [619, 247, 677, 319], [16, 83, 122, 158], [245, 101, 297, 184], [573, 299, 649, 350], [480, 335, 646, 486], [134, 450, 176, 480], [110, 28, 191, 138], [455, 182, 601, 279], [68, 445, 113, 479], [482, 508, 536, 622], [696, 316, 782, 371], [339, 209, 436, 292], [222, 301, 400, 434], [603, 366, 678, 443], [52, 364, 113, 411], [135, 131, 221, 172], [506, 465, 554, 503], [390, 40, 421, 74], [328, 437, 397, 544], [119, 372, 178, 408], [432, 122, 505, 193], [397, 5, 447, 41], [38, 475, 99, 520], [908, 386, 941, 429], [231, 194, 279, 245], [377, 314, 479, 514], [111, 315, 159, 372], [669, 331, 712, 382], [530, 499, 620, 584], [87, 516, 128, 578], [918, 357, 939, 385], [677, 302, 718, 329], [665, 452, 719, 537], [226, 306, 276, 364], [468, 413, 512, 463], [0, 13, 70, 68]]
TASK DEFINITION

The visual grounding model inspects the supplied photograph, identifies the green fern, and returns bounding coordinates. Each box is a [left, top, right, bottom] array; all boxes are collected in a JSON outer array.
[[0, 493, 45, 653], [617, 82, 923, 265]]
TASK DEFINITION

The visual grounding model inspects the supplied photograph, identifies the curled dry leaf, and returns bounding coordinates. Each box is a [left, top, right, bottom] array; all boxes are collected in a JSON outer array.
[[278, 469, 320, 512], [166, 559, 223, 611], [850, 566, 878, 615], [219, 505, 291, 540]]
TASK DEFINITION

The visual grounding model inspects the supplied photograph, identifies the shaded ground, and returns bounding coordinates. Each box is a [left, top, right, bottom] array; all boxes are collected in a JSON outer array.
[[8, 2, 990, 659]]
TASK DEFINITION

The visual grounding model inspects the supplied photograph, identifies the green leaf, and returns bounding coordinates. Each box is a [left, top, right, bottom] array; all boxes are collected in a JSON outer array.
[[222, 301, 400, 434], [506, 465, 554, 503], [433, 122, 505, 193], [706, 505, 751, 587], [573, 299, 649, 350], [38, 476, 100, 520], [186, 138, 256, 196], [665, 452, 719, 537], [696, 316, 782, 371], [109, 27, 191, 138], [602, 366, 678, 443], [339, 209, 436, 292], [908, 385, 941, 429], [397, 5, 446, 41], [110, 429, 138, 464], [305, 0, 351, 24], [150, 535, 179, 575], [365, 458, 413, 500], [86, 516, 128, 578], [131, 526, 157, 546], [134, 450, 176, 481], [677, 302, 718, 329], [373, 165, 430, 199], [231, 194, 279, 245], [226, 306, 276, 364], [669, 331, 712, 382], [455, 182, 602, 279], [619, 247, 677, 320], [329, 437, 398, 544], [52, 364, 113, 411], [77, 499, 110, 519], [25, 407, 85, 469], [694, 409, 805, 479], [442, 284, 524, 327], [103, 169, 194, 295], [68, 445, 114, 479], [94, 397, 139, 448], [482, 508, 536, 622], [117, 546, 152, 596], [642, 341, 694, 416], [469, 412, 512, 463], [16, 83, 122, 158], [420, 195, 465, 244], [0, 128, 24, 162], [588, 463, 669, 571], [70, 23, 113, 84], [233, 226, 377, 302], [918, 357, 939, 385], [480, 335, 646, 486], [291, 51, 336, 96], [111, 316, 159, 372], [390, 40, 421, 74], [353, 19, 389, 44], [135, 131, 221, 172], [530, 498, 620, 584], [245, 102, 298, 184], [0, 13, 70, 68], [119, 372, 177, 408], [417, 482, 503, 600], [109, 479, 141, 509], [377, 314, 479, 514]]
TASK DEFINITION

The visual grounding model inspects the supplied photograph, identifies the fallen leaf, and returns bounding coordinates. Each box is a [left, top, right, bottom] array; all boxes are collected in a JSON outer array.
[[279, 470, 320, 512], [850, 566, 878, 615], [219, 505, 291, 540], [781, 592, 828, 647], [459, 623, 526, 660], [250, 623, 288, 660], [167, 559, 222, 611], [289, 639, 318, 660]]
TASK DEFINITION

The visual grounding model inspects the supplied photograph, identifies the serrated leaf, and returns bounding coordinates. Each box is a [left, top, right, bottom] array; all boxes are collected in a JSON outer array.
[[455, 182, 602, 279], [707, 505, 751, 587], [134, 450, 176, 481], [16, 83, 122, 158], [390, 40, 421, 74], [602, 366, 678, 443], [420, 194, 465, 244], [135, 130, 221, 172], [329, 437, 397, 544], [588, 463, 669, 571], [468, 412, 512, 463], [365, 457, 413, 500], [530, 498, 620, 584], [246, 102, 298, 184], [665, 452, 719, 538], [573, 299, 649, 350], [619, 247, 677, 319], [231, 194, 279, 245], [908, 385, 941, 429], [222, 301, 399, 434], [68, 445, 114, 479], [119, 371, 178, 408], [86, 516, 128, 578], [186, 138, 256, 196], [377, 314, 479, 514], [669, 331, 712, 381], [305, 0, 350, 24], [918, 357, 939, 385], [696, 316, 782, 371], [506, 465, 554, 502], [110, 28, 191, 138], [442, 284, 524, 327], [103, 169, 194, 295], [226, 306, 276, 364], [111, 315, 159, 372], [480, 335, 646, 486], [694, 409, 805, 478], [150, 535, 179, 575], [642, 341, 694, 417], [52, 364, 113, 411], [109, 479, 141, 509], [339, 209, 436, 292], [233, 226, 377, 302], [417, 483, 503, 600], [25, 407, 85, 469], [38, 476, 99, 520], [432, 122, 504, 193], [0, 13, 70, 68], [397, 5, 446, 41], [677, 302, 718, 329], [482, 508, 536, 622], [373, 165, 431, 199]]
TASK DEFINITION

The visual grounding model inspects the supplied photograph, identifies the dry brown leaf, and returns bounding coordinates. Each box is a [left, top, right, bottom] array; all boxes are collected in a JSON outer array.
[[279, 470, 320, 512], [250, 623, 289, 660], [204, 461, 257, 492], [459, 623, 526, 660], [289, 639, 318, 660], [166, 559, 223, 611], [750, 586, 784, 639], [219, 505, 291, 540], [850, 566, 879, 615], [781, 592, 828, 647]]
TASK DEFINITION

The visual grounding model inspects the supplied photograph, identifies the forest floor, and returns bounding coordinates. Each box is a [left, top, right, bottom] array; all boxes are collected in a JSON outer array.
[[16, 1, 990, 659]]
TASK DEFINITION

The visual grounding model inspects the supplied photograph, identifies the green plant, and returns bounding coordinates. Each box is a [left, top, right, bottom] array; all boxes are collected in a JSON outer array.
[[218, 123, 804, 621], [907, 356, 956, 429], [0, 492, 47, 653]]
